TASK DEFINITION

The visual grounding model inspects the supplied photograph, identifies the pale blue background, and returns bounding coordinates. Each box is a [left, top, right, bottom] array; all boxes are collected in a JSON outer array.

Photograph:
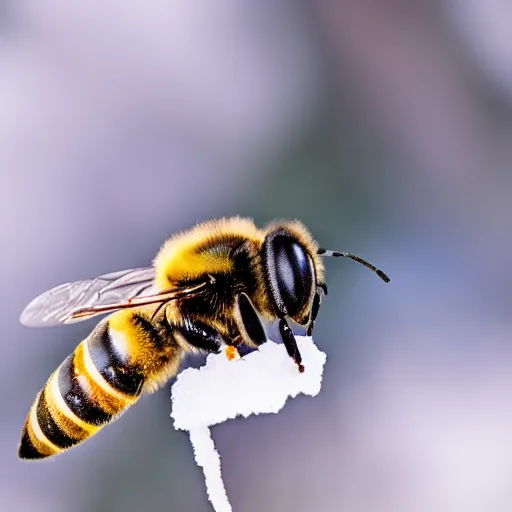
[[2, 2, 512, 511]]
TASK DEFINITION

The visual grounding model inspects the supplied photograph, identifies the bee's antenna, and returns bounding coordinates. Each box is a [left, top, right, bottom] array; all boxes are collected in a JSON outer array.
[[317, 248, 390, 283]]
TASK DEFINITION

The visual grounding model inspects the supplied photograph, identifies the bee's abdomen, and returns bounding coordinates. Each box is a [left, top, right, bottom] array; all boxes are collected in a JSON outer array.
[[19, 319, 146, 460]]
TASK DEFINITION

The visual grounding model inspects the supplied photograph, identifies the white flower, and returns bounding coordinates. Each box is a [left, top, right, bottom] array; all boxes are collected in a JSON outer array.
[[171, 337, 327, 512]]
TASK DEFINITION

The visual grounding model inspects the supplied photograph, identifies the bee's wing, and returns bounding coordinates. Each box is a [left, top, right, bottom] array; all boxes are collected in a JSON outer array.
[[20, 267, 158, 327]]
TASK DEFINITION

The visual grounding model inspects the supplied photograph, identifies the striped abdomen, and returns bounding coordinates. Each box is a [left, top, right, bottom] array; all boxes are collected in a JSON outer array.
[[19, 310, 181, 460]]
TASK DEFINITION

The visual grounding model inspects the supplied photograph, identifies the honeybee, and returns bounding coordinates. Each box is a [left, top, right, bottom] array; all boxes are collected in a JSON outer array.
[[18, 217, 389, 460]]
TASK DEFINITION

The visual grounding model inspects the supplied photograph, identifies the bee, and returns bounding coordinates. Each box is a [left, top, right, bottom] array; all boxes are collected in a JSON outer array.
[[18, 217, 389, 460]]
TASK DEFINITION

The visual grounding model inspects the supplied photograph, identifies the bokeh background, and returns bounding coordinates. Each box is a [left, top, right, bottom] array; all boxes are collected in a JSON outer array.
[[2, 2, 512, 511]]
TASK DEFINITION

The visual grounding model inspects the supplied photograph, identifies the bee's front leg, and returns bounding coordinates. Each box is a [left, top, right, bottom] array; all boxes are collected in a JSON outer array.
[[175, 318, 223, 354]]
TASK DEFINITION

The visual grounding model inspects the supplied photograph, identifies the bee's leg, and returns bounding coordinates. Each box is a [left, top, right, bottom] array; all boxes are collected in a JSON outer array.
[[234, 293, 267, 348], [279, 317, 304, 373], [176, 319, 222, 354], [306, 286, 324, 336]]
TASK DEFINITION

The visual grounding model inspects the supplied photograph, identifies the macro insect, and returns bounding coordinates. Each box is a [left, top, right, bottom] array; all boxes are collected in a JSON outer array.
[[18, 217, 389, 460]]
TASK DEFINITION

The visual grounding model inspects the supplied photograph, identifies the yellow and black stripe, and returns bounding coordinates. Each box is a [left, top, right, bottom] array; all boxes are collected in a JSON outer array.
[[19, 315, 155, 460]]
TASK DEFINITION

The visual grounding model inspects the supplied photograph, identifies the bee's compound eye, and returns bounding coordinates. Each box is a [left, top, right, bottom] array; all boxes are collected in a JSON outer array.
[[273, 236, 313, 318]]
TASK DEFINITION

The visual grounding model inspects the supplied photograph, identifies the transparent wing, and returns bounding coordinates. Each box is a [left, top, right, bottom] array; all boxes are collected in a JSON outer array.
[[20, 267, 158, 327]]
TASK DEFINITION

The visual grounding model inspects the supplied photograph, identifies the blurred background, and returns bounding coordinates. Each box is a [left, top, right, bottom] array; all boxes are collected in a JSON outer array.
[[2, 1, 512, 511]]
